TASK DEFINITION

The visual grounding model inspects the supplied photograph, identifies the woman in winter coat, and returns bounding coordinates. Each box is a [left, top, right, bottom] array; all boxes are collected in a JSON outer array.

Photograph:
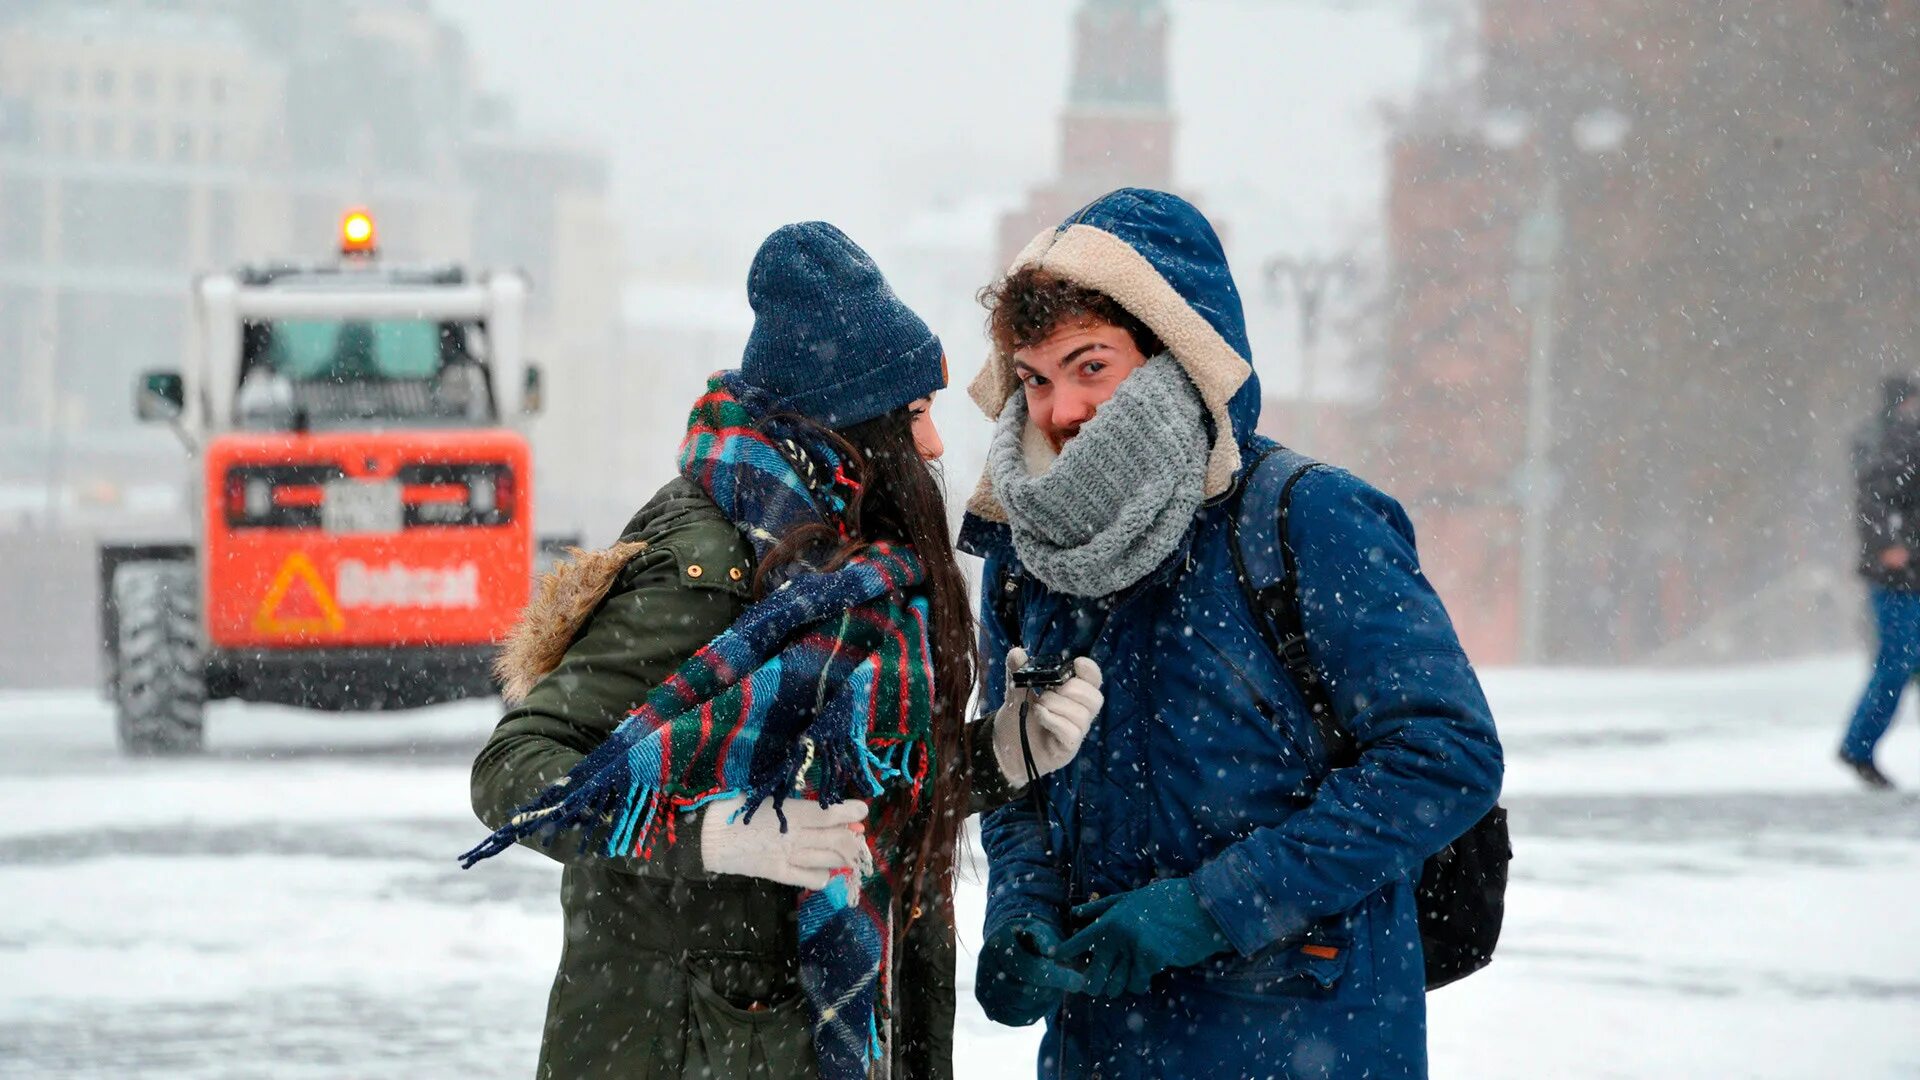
[[463, 222, 1103, 1080]]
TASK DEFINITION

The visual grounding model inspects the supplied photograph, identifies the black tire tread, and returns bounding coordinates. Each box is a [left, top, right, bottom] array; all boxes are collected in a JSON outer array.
[[112, 561, 206, 755]]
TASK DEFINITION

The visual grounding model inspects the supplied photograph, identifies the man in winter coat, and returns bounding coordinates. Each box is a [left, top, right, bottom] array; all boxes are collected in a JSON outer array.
[[1840, 375, 1920, 789], [962, 188, 1503, 1080]]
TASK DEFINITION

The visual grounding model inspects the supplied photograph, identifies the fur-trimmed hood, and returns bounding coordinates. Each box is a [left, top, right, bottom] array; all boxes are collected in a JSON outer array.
[[967, 188, 1261, 523], [494, 541, 651, 704]]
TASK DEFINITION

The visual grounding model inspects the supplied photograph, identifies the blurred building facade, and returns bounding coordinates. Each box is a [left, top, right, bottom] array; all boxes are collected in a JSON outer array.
[[0, 0, 620, 535], [0, 0, 621, 687], [1373, 0, 1920, 664]]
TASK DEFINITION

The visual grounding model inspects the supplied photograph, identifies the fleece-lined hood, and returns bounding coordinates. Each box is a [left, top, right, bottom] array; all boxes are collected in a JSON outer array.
[[967, 188, 1261, 522]]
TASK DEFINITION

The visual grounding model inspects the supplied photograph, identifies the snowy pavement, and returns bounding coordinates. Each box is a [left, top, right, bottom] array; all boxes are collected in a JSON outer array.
[[2, 657, 1918, 1078]]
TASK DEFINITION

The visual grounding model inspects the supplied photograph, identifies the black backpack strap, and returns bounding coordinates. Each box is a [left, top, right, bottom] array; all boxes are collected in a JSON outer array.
[[1229, 445, 1355, 767]]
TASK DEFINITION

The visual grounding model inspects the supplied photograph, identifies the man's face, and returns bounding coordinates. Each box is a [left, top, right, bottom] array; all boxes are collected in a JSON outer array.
[[1013, 320, 1151, 451]]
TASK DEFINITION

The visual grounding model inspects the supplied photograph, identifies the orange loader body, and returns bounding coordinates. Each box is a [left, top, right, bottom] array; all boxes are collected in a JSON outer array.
[[203, 429, 532, 652]]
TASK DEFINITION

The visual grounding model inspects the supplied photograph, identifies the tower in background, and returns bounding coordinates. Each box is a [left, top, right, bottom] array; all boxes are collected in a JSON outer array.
[[996, 0, 1175, 267]]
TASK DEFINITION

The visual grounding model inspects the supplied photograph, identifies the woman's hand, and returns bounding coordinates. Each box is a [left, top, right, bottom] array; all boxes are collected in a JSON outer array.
[[698, 796, 870, 890]]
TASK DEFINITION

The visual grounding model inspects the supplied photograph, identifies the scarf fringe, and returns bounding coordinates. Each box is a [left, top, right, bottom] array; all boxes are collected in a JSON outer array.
[[458, 729, 930, 870]]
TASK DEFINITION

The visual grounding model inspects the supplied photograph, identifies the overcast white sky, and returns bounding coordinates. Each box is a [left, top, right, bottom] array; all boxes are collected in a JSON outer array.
[[438, 1, 1430, 276]]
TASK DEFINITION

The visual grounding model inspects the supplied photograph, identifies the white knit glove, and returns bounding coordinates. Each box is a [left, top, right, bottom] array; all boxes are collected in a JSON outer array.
[[991, 648, 1105, 788], [698, 796, 870, 890]]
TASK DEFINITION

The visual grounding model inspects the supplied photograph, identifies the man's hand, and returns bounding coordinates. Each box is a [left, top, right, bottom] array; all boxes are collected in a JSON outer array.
[[991, 648, 1104, 787], [698, 796, 869, 890], [975, 919, 1086, 1026], [1881, 546, 1911, 571], [1058, 879, 1234, 998]]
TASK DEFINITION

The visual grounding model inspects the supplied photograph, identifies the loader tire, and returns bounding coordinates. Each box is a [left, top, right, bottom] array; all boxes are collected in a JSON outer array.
[[112, 561, 206, 755]]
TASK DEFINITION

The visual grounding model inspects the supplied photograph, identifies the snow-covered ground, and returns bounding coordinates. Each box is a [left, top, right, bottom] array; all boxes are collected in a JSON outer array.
[[2, 657, 1917, 1078]]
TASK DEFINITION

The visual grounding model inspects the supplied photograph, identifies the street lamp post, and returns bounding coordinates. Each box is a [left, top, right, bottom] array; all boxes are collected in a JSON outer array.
[[1264, 254, 1357, 454], [1511, 173, 1564, 665]]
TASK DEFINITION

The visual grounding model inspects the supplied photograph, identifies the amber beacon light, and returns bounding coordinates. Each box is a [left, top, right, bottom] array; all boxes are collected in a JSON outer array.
[[339, 208, 378, 257]]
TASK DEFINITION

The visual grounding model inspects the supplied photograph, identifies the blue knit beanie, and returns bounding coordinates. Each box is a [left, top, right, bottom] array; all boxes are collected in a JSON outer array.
[[738, 222, 947, 430]]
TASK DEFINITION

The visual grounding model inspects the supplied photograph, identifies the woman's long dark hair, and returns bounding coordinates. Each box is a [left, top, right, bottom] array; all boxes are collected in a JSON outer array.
[[751, 405, 975, 929]]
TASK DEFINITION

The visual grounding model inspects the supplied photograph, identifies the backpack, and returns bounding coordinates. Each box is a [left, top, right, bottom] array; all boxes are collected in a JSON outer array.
[[1228, 444, 1510, 991]]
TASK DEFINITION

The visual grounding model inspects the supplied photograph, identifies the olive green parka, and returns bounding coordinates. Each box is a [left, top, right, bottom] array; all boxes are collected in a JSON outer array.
[[471, 478, 1013, 1079]]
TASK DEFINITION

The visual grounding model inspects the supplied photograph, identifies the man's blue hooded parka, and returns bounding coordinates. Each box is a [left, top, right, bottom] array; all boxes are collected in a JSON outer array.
[[960, 189, 1504, 1080]]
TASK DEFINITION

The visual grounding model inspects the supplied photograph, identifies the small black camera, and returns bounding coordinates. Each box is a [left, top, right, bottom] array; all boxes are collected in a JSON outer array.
[[1010, 654, 1073, 691]]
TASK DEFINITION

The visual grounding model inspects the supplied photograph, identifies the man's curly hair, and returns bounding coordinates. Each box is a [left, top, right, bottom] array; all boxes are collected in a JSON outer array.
[[979, 267, 1164, 359]]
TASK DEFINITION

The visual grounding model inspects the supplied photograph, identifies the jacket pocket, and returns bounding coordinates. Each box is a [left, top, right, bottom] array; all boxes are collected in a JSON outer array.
[[1185, 929, 1356, 1004], [683, 953, 815, 1078]]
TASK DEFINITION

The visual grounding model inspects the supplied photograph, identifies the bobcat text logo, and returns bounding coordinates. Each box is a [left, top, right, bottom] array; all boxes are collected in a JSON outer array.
[[335, 560, 481, 609]]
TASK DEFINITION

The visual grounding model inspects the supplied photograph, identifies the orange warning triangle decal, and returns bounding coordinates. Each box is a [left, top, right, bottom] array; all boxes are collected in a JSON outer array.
[[254, 551, 346, 635]]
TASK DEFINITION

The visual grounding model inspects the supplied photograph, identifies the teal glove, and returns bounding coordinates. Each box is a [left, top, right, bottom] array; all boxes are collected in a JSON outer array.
[[1058, 879, 1234, 997], [975, 919, 1087, 1026]]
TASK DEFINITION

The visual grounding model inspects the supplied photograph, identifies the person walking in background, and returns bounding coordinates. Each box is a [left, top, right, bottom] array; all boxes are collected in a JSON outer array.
[[962, 188, 1503, 1079], [461, 222, 1099, 1079], [1840, 375, 1920, 790]]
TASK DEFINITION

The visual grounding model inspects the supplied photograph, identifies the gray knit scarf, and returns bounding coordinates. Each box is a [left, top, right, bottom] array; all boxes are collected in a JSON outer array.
[[988, 353, 1210, 597]]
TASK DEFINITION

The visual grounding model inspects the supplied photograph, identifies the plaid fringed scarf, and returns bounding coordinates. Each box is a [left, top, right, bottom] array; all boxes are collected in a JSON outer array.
[[461, 372, 937, 1079]]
